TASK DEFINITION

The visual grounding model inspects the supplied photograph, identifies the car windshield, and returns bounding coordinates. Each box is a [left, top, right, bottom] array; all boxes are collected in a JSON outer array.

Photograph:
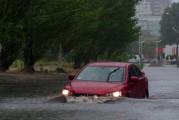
[[76, 66, 125, 82]]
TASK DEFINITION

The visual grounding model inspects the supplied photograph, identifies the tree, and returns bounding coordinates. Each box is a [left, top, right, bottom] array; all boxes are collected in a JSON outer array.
[[0, 0, 31, 71], [22, 0, 60, 71], [21, 0, 140, 69], [95, 0, 140, 59], [0, 0, 141, 71], [160, 3, 179, 45], [67, 0, 104, 68], [22, 0, 80, 71], [67, 0, 140, 68]]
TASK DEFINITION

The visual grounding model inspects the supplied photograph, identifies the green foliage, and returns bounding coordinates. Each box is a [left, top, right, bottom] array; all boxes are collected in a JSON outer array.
[[0, 0, 141, 71], [36, 60, 58, 65], [160, 3, 179, 44], [170, 55, 174, 60], [11, 59, 24, 68], [99, 52, 130, 62], [166, 55, 169, 60], [65, 0, 140, 68], [130, 55, 137, 59], [22, 0, 64, 71], [0, 0, 31, 71], [165, 55, 176, 60], [135, 63, 144, 70]]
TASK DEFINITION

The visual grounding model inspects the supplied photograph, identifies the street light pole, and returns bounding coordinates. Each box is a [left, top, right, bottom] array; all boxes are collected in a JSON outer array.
[[138, 36, 144, 63], [155, 34, 161, 63], [176, 40, 179, 68], [155, 40, 161, 63], [172, 27, 179, 68], [173, 27, 179, 34], [139, 37, 141, 62]]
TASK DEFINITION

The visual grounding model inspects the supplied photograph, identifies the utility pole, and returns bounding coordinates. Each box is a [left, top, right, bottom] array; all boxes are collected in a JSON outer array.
[[155, 34, 161, 63], [177, 40, 179, 68], [138, 36, 144, 63], [173, 27, 179, 68]]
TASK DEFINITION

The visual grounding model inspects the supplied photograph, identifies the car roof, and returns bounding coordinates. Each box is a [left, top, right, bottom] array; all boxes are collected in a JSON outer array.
[[86, 62, 131, 67]]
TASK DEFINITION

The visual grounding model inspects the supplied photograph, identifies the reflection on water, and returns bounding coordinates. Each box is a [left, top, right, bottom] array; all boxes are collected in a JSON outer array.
[[0, 83, 64, 97], [0, 77, 68, 98], [0, 75, 122, 104], [0, 110, 78, 120]]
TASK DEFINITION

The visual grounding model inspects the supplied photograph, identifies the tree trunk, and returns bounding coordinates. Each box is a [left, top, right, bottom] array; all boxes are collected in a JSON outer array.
[[24, 53, 35, 72], [0, 51, 10, 72], [0, 61, 9, 72], [23, 40, 35, 72]]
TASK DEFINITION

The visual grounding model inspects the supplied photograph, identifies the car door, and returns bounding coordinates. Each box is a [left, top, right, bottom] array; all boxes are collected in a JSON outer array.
[[128, 65, 143, 98], [132, 65, 146, 98]]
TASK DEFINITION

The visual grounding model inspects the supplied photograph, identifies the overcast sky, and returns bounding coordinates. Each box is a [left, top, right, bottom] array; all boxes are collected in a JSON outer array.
[[172, 0, 179, 2]]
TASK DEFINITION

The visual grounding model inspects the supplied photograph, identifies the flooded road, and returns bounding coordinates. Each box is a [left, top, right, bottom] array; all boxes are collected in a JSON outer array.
[[1, 65, 179, 120]]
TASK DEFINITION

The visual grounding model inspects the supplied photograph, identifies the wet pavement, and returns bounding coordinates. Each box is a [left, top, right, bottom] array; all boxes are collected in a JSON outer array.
[[0, 65, 179, 120]]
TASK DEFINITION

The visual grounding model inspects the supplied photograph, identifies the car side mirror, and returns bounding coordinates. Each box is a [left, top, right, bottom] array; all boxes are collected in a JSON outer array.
[[130, 76, 140, 82], [68, 74, 75, 80]]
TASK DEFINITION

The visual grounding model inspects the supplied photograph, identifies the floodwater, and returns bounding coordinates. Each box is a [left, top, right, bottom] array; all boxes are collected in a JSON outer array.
[[1, 65, 179, 120]]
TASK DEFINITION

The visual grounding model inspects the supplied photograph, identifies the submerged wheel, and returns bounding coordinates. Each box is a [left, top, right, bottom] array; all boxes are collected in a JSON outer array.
[[126, 94, 130, 98], [145, 91, 149, 99]]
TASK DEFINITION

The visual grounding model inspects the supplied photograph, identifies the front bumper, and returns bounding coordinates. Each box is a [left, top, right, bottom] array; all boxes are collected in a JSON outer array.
[[64, 95, 123, 103]]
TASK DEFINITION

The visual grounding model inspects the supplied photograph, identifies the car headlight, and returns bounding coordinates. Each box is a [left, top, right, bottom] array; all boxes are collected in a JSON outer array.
[[62, 89, 70, 96], [112, 91, 122, 98]]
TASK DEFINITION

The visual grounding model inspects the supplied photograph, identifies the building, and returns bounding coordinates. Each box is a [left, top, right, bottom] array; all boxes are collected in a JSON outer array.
[[135, 0, 172, 58], [165, 44, 179, 56], [146, 0, 172, 16], [136, 0, 152, 16], [136, 0, 172, 33]]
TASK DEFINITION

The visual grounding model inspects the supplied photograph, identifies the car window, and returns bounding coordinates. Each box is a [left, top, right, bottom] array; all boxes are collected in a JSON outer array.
[[133, 66, 142, 77], [129, 65, 142, 78], [109, 68, 126, 82], [129, 66, 138, 77], [76, 66, 125, 82]]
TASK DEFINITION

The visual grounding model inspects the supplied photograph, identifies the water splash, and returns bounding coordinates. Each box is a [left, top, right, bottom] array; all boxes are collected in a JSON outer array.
[[66, 96, 122, 103]]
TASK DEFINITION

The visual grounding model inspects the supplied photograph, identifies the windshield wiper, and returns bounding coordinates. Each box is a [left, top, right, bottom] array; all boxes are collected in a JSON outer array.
[[107, 67, 120, 82]]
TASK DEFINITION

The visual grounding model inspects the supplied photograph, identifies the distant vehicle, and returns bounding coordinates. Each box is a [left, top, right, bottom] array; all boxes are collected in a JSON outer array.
[[171, 60, 177, 65], [129, 58, 139, 63], [62, 62, 149, 99], [142, 59, 151, 63], [128, 54, 143, 63], [150, 59, 157, 63]]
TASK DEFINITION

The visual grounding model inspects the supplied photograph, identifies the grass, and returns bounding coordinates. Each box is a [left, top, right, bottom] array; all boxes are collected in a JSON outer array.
[[9, 59, 76, 73], [35, 60, 59, 65]]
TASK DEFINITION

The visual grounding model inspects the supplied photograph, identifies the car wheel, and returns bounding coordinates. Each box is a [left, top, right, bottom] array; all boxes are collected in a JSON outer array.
[[145, 91, 149, 99], [126, 94, 130, 98]]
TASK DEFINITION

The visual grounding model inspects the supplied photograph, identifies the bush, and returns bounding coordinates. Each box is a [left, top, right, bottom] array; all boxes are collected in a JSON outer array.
[[135, 63, 144, 70], [11, 59, 24, 68], [36, 59, 58, 65]]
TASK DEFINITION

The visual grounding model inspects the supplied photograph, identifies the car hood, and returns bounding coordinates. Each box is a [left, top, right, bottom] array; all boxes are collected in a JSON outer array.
[[70, 80, 123, 95]]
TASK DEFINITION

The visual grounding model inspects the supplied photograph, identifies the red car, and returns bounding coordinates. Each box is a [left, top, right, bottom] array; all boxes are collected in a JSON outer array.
[[62, 62, 149, 99]]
